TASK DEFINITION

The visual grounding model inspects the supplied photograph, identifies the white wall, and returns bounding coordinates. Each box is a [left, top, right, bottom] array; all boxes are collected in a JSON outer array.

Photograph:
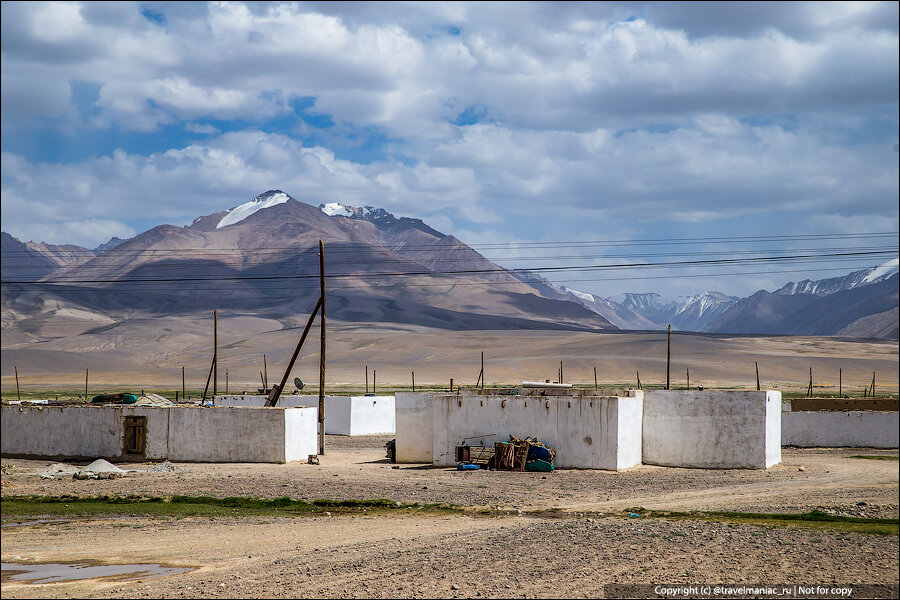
[[217, 394, 394, 436], [1, 405, 317, 463], [215, 395, 314, 408], [395, 392, 434, 463], [284, 408, 320, 461], [324, 396, 352, 435], [782, 411, 899, 448], [431, 392, 643, 470], [348, 396, 395, 435], [642, 390, 781, 469]]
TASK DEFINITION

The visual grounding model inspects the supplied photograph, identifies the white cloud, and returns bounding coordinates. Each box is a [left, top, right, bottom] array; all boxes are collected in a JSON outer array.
[[1, 2, 896, 136]]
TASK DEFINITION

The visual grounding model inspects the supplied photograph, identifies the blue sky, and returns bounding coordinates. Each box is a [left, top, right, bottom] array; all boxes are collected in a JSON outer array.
[[1, 1, 898, 298]]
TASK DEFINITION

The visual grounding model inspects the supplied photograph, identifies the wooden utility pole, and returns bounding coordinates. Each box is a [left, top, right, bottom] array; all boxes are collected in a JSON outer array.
[[756, 361, 760, 391], [213, 310, 218, 397], [266, 297, 322, 407], [871, 371, 876, 397], [481, 352, 485, 392], [318, 240, 326, 456], [412, 371, 415, 392], [263, 354, 268, 392], [373, 370, 376, 394], [85, 368, 89, 401], [560, 361, 564, 384], [636, 370, 642, 390], [686, 368, 690, 390], [839, 368, 842, 397], [593, 367, 598, 390], [666, 324, 671, 390], [182, 366, 186, 400], [806, 367, 813, 397], [225, 369, 229, 394], [15, 366, 20, 402], [365, 365, 369, 394]]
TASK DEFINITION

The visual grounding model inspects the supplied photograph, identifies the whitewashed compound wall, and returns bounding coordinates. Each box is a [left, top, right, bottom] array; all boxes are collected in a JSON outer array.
[[782, 411, 899, 448], [216, 395, 394, 435], [430, 392, 643, 470], [642, 390, 781, 469], [1, 404, 317, 463], [394, 392, 434, 463]]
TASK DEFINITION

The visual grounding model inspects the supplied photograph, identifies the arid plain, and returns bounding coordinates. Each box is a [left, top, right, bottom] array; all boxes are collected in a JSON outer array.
[[2, 316, 897, 394]]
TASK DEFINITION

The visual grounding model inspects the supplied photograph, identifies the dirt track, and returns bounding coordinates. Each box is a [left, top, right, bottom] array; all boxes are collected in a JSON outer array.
[[2, 437, 898, 598]]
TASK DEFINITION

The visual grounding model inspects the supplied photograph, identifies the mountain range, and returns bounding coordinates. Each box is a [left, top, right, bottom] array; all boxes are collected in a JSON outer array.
[[2, 190, 897, 341]]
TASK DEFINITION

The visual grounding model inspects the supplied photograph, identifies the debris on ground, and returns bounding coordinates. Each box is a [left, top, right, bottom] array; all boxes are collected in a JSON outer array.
[[149, 460, 178, 473], [455, 435, 555, 472], [308, 455, 320, 465], [38, 463, 80, 480]]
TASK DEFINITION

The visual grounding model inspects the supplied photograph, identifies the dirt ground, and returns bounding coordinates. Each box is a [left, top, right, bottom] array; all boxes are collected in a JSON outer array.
[[2, 437, 898, 598]]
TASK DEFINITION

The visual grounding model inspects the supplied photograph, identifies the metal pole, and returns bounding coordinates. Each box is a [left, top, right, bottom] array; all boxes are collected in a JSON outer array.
[[756, 361, 760, 391], [366, 365, 369, 394], [226, 369, 229, 394], [213, 310, 218, 397], [872, 371, 876, 397], [593, 367, 597, 390], [481, 352, 485, 392], [839, 368, 842, 397], [85, 368, 89, 401], [263, 354, 268, 392], [15, 366, 21, 402], [560, 361, 563, 384], [373, 370, 376, 394], [636, 370, 641, 390], [412, 371, 415, 392], [318, 240, 326, 456], [182, 366, 185, 400], [687, 368, 690, 390], [666, 324, 671, 390]]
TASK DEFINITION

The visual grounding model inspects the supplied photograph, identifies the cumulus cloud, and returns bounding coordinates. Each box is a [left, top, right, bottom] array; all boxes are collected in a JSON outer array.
[[0, 1, 897, 295], [2, 1, 896, 136]]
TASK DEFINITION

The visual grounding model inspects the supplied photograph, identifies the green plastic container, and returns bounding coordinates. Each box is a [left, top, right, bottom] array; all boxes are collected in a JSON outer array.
[[525, 459, 554, 472]]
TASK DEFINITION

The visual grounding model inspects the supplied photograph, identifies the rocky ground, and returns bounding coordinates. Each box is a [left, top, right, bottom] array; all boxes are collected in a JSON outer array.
[[2, 438, 898, 598]]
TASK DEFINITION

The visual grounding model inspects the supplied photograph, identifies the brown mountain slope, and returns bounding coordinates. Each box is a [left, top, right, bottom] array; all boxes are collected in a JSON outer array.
[[6, 191, 615, 333]]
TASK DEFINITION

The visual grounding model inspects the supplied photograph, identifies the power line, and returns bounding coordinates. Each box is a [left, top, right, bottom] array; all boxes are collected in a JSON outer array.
[[3, 250, 894, 285]]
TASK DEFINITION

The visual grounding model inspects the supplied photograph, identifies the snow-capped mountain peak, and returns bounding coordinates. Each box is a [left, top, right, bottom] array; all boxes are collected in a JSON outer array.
[[318, 202, 395, 222], [320, 202, 354, 217], [216, 190, 291, 229], [775, 258, 899, 296]]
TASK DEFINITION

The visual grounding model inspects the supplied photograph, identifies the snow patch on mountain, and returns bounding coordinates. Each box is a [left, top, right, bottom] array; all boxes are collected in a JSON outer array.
[[217, 191, 290, 229], [561, 286, 595, 303], [318, 202, 395, 222], [863, 258, 899, 284], [775, 258, 900, 296], [320, 202, 353, 217]]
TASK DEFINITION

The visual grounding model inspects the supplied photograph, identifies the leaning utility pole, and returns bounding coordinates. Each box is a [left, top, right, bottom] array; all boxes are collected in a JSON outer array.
[[318, 240, 326, 455]]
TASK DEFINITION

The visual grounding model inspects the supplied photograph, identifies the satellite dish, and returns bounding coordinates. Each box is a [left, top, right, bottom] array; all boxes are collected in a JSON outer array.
[[294, 377, 305, 390]]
